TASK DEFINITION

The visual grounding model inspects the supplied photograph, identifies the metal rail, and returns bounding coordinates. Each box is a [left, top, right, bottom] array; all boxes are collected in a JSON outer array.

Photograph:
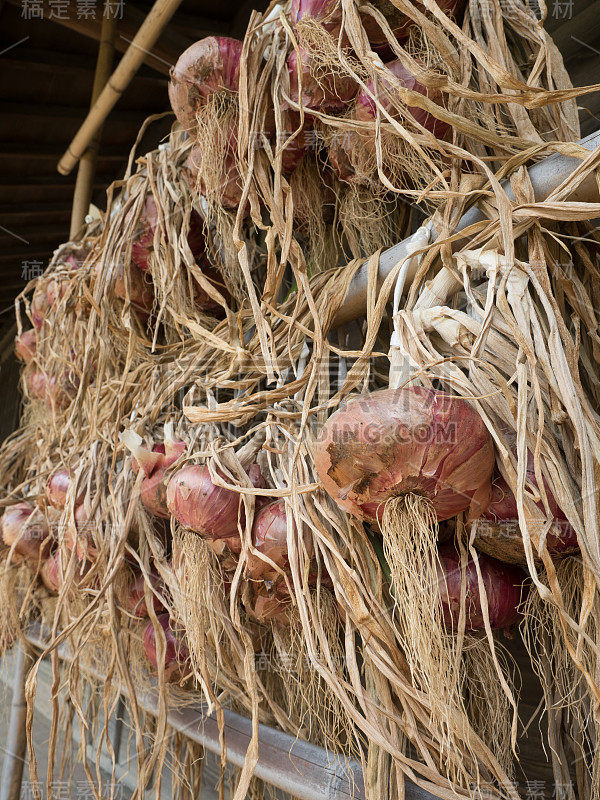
[[333, 129, 600, 327], [21, 624, 440, 800]]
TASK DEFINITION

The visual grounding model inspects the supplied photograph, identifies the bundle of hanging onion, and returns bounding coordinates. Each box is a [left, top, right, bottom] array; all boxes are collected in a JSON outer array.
[[437, 543, 527, 631], [143, 613, 191, 683], [64, 503, 98, 562], [120, 424, 187, 519], [15, 330, 37, 364], [31, 288, 50, 329], [353, 58, 450, 142], [120, 569, 165, 618], [284, 46, 357, 112], [0, 502, 51, 562], [185, 145, 245, 212], [168, 36, 243, 137], [167, 437, 266, 553], [246, 500, 314, 582], [242, 579, 294, 626], [473, 450, 578, 566], [315, 386, 495, 525]]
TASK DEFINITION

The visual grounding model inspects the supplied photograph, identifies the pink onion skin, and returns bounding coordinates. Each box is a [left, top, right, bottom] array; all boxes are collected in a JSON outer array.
[[131, 443, 165, 476], [437, 543, 527, 631], [166, 462, 267, 546], [354, 59, 450, 140], [15, 330, 37, 365], [290, 0, 342, 32], [46, 277, 67, 308], [286, 47, 357, 112], [40, 551, 61, 594], [247, 500, 314, 581], [168, 37, 242, 136], [278, 111, 313, 174], [122, 571, 165, 618], [137, 440, 186, 519], [0, 503, 50, 562], [314, 386, 495, 525], [143, 614, 190, 682]]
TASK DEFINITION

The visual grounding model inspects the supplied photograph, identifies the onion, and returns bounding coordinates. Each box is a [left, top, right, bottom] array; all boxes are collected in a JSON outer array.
[[354, 59, 449, 140], [46, 468, 83, 510], [121, 570, 165, 618], [0, 502, 51, 562], [473, 459, 578, 566], [278, 111, 313, 174], [167, 460, 266, 548], [128, 197, 207, 272], [28, 371, 78, 409], [168, 37, 242, 136], [185, 145, 245, 211], [246, 500, 313, 581], [285, 47, 357, 112], [290, 0, 342, 32], [315, 386, 495, 525], [243, 580, 293, 626], [46, 277, 68, 308], [326, 130, 362, 184], [361, 0, 466, 56], [31, 289, 50, 329], [64, 503, 98, 562], [437, 543, 527, 631], [15, 330, 37, 364], [113, 261, 154, 313], [142, 614, 190, 682], [40, 550, 61, 594], [121, 425, 186, 518]]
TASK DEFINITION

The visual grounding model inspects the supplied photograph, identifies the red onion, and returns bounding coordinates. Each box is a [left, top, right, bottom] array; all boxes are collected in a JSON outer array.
[[128, 198, 207, 272], [315, 386, 495, 525], [354, 59, 449, 140], [15, 330, 37, 364], [121, 570, 165, 618], [28, 371, 78, 409], [121, 426, 186, 518], [185, 145, 245, 211], [40, 550, 61, 594], [168, 37, 242, 136], [243, 580, 293, 626], [31, 290, 49, 329], [246, 500, 313, 581], [0, 502, 50, 562], [63, 504, 101, 562], [285, 47, 357, 112], [113, 261, 154, 313], [474, 458, 578, 565], [46, 277, 68, 308], [291, 0, 342, 32], [326, 131, 361, 183], [143, 614, 190, 682], [437, 543, 527, 631], [277, 111, 313, 174], [46, 468, 84, 510], [361, 0, 466, 57]]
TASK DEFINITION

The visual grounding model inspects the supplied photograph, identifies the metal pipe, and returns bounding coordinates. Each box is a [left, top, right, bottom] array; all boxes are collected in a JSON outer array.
[[23, 625, 434, 800], [0, 643, 31, 800], [332, 129, 600, 328], [57, 0, 185, 176]]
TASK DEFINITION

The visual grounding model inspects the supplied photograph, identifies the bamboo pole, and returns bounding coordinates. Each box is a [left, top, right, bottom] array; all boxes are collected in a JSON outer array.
[[69, 7, 117, 239], [0, 644, 32, 800], [57, 0, 184, 177]]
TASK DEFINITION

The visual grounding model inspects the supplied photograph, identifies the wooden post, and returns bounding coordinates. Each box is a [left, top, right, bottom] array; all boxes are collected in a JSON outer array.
[[58, 0, 184, 177], [69, 7, 117, 239], [0, 644, 32, 800]]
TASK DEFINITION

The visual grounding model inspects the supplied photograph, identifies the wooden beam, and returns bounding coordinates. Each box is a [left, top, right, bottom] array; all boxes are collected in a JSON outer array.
[[0, 144, 125, 160], [5, 0, 191, 75], [0, 101, 150, 124]]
